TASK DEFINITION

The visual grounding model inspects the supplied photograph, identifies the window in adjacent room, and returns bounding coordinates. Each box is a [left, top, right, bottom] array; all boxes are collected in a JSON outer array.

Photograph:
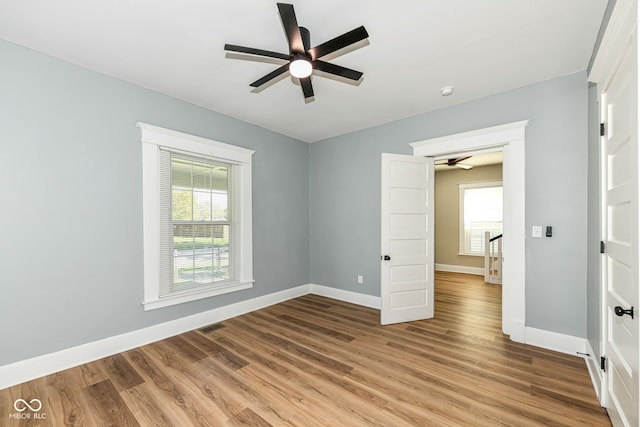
[[459, 181, 503, 256], [138, 123, 254, 310]]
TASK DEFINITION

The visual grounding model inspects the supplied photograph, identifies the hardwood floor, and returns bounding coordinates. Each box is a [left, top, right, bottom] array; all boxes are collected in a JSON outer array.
[[1, 272, 611, 426]]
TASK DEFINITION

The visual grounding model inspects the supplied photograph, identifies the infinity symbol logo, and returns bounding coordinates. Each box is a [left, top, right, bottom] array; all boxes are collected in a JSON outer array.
[[14, 398, 42, 412]]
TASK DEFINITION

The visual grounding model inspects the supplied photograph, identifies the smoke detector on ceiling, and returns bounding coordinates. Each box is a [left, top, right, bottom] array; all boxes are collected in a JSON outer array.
[[440, 86, 455, 96]]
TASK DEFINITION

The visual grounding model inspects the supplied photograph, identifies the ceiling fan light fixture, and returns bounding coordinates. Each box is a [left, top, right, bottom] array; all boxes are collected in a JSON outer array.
[[289, 59, 313, 78], [224, 3, 368, 100]]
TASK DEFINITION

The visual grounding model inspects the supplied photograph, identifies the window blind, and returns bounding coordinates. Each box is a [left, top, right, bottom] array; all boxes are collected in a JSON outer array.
[[159, 149, 232, 297]]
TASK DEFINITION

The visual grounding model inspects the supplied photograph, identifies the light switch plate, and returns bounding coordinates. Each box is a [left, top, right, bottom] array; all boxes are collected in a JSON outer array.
[[532, 226, 542, 238]]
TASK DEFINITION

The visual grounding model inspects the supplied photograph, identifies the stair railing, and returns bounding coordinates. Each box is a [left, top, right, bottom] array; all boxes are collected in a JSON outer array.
[[484, 231, 502, 284]]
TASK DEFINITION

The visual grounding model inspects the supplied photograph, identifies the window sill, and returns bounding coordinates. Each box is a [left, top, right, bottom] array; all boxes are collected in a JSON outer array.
[[143, 280, 254, 311], [457, 252, 484, 257]]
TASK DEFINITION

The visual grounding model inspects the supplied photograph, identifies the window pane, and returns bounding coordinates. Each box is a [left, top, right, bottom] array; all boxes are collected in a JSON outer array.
[[192, 162, 212, 191], [214, 241, 230, 281], [193, 191, 212, 221], [193, 222, 214, 284], [193, 224, 214, 251], [194, 254, 214, 284], [212, 165, 229, 221], [212, 192, 228, 221], [462, 185, 502, 255], [172, 190, 193, 221], [171, 223, 230, 286], [174, 256, 194, 286], [212, 165, 228, 192], [173, 224, 194, 252], [172, 158, 192, 188], [464, 187, 502, 223], [213, 225, 227, 246]]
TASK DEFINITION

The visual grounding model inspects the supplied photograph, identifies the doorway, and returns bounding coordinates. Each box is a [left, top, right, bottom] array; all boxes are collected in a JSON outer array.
[[410, 120, 528, 341], [433, 152, 504, 276]]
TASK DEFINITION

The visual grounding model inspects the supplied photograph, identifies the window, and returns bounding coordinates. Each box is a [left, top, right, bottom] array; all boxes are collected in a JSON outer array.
[[138, 123, 254, 310], [459, 181, 502, 256]]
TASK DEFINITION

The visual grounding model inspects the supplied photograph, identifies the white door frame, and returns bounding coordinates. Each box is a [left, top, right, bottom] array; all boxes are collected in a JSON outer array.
[[410, 120, 528, 342]]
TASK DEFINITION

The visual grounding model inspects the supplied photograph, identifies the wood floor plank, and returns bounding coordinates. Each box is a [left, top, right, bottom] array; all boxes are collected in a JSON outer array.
[[126, 347, 217, 426], [184, 330, 249, 370], [43, 371, 98, 427], [226, 407, 272, 426], [119, 382, 186, 427], [0, 271, 611, 426], [194, 353, 296, 426], [164, 335, 209, 363], [142, 341, 247, 422], [99, 353, 144, 392], [81, 380, 139, 426]]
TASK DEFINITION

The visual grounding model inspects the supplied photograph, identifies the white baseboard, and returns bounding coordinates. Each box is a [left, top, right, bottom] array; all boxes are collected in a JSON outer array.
[[584, 340, 604, 406], [310, 284, 381, 309], [435, 263, 484, 276], [524, 327, 587, 355], [0, 284, 310, 390]]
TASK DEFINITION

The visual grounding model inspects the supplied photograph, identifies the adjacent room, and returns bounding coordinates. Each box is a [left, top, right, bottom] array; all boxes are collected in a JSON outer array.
[[1, 0, 637, 425]]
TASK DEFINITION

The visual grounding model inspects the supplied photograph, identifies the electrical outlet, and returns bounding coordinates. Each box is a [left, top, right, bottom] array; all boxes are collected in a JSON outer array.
[[357, 275, 364, 284]]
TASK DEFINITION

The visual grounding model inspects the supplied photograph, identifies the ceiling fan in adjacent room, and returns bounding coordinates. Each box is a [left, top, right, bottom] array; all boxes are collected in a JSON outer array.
[[436, 156, 474, 170], [223, 3, 369, 101]]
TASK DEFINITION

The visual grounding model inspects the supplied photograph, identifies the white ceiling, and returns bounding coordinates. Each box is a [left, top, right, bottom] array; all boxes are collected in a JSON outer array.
[[0, 0, 607, 143]]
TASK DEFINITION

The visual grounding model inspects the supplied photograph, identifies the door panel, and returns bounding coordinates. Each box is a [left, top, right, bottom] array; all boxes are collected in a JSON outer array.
[[381, 154, 434, 325], [602, 32, 638, 427]]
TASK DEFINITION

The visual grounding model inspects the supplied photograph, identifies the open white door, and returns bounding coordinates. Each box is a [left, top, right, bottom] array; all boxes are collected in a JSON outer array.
[[380, 153, 434, 325], [600, 22, 639, 427]]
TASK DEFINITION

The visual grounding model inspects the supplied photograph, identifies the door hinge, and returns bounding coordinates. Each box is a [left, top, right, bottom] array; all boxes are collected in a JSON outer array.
[[600, 122, 606, 137], [600, 241, 606, 254], [601, 356, 606, 371]]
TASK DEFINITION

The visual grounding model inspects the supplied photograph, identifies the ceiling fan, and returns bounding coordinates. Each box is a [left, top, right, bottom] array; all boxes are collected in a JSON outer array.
[[223, 3, 369, 101], [436, 156, 474, 170]]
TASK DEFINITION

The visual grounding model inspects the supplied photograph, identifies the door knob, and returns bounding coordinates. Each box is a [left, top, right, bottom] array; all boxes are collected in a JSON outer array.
[[614, 306, 634, 319], [382, 255, 391, 261]]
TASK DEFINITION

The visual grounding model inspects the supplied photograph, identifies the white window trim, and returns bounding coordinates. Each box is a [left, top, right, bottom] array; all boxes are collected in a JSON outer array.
[[458, 181, 503, 256], [138, 122, 255, 310]]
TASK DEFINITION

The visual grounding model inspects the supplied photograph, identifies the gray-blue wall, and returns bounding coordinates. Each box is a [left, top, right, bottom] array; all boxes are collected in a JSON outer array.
[[0, 39, 310, 365], [310, 71, 589, 338]]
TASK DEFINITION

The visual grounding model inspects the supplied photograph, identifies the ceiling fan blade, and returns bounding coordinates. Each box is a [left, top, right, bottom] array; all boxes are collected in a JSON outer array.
[[307, 26, 369, 60], [277, 3, 305, 54], [445, 156, 472, 166], [313, 60, 363, 81], [250, 63, 290, 87], [300, 77, 314, 99], [224, 44, 290, 61]]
